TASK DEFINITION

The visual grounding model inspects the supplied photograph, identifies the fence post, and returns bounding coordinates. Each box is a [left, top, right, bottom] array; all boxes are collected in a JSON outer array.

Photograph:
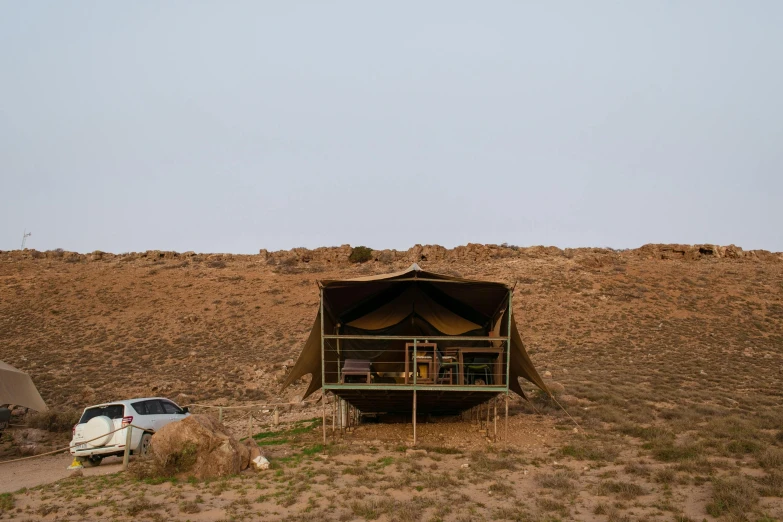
[[218, 407, 223, 423], [494, 397, 497, 442], [247, 411, 253, 439], [122, 426, 133, 471], [412, 389, 417, 446], [505, 392, 509, 446], [486, 400, 490, 437], [274, 407, 279, 426]]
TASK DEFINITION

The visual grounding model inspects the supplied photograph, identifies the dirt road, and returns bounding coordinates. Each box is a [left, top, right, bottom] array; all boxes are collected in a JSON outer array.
[[0, 453, 124, 493]]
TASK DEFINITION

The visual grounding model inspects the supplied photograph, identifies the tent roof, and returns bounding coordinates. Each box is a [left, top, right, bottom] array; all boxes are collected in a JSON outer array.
[[0, 361, 48, 411], [321, 264, 511, 323]]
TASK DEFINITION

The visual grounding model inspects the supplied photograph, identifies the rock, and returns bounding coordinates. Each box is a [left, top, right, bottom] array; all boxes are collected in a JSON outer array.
[[69, 469, 84, 478], [18, 444, 41, 456], [405, 449, 428, 456], [150, 415, 251, 479], [557, 394, 578, 405], [547, 381, 565, 394], [13, 428, 48, 445], [252, 455, 270, 470], [543, 371, 553, 378], [243, 438, 262, 464]]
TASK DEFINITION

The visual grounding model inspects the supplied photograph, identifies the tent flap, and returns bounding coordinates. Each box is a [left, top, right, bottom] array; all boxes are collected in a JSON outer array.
[[0, 361, 48, 411]]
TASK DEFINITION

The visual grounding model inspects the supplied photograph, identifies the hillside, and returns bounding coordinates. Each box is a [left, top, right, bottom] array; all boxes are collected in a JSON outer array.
[[1, 243, 781, 413]]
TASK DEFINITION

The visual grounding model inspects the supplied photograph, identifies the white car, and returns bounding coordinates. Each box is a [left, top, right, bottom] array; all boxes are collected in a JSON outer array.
[[70, 397, 190, 466]]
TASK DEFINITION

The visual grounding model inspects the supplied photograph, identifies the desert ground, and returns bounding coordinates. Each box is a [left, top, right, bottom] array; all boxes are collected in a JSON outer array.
[[0, 243, 782, 521]]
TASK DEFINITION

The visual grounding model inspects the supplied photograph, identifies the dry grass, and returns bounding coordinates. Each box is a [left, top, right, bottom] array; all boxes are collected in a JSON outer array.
[[595, 480, 646, 500], [25, 409, 81, 432], [536, 470, 577, 492], [705, 476, 759, 519]]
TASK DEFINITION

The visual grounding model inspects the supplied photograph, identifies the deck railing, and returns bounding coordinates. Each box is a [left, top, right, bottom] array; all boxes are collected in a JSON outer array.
[[321, 335, 510, 391]]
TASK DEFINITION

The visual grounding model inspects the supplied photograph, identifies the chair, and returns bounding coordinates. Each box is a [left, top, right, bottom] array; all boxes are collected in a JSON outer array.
[[436, 350, 459, 384], [466, 357, 493, 385], [340, 359, 371, 384]]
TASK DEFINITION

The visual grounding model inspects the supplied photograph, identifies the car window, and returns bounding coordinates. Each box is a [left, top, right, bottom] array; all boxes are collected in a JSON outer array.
[[80, 404, 125, 423], [145, 400, 165, 415], [131, 401, 149, 415], [161, 401, 183, 415]]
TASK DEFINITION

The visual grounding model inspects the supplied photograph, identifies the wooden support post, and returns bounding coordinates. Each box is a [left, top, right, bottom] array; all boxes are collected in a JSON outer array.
[[322, 395, 327, 444], [274, 407, 279, 426], [338, 399, 343, 435], [412, 390, 417, 446], [486, 400, 490, 436], [247, 411, 253, 440], [218, 407, 223, 423], [122, 425, 133, 471], [493, 397, 497, 442], [505, 392, 509, 446], [332, 394, 336, 434]]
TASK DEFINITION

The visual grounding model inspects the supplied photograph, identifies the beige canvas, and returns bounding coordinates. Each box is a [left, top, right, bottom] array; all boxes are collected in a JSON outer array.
[[0, 361, 48, 411]]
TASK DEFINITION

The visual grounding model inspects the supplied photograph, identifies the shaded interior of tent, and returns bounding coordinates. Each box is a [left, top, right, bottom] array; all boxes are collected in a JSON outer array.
[[281, 265, 548, 415]]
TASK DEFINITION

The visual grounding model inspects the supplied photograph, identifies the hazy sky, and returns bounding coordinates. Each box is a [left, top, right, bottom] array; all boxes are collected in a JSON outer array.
[[1, 2, 781, 254]]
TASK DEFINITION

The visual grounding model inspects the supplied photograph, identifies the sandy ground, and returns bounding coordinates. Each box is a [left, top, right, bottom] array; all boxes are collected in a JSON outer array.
[[0, 453, 125, 494]]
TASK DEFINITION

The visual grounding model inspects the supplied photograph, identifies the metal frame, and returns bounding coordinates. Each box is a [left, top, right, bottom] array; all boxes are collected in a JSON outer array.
[[323, 383, 505, 392], [320, 289, 514, 393], [319, 287, 514, 445]]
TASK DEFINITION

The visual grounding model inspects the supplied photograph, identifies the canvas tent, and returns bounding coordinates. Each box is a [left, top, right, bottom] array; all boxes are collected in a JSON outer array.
[[0, 361, 48, 411], [282, 264, 548, 410]]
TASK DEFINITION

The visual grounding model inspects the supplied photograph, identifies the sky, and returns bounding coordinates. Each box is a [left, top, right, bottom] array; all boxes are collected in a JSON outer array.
[[1, 2, 781, 254]]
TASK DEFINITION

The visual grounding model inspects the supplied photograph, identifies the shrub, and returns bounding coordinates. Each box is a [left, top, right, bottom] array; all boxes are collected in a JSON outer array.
[[27, 409, 81, 432], [758, 447, 783, 469], [349, 246, 373, 264], [558, 439, 618, 462], [757, 470, 783, 497], [706, 476, 758, 518], [0, 493, 14, 513], [596, 480, 646, 499], [536, 470, 576, 491]]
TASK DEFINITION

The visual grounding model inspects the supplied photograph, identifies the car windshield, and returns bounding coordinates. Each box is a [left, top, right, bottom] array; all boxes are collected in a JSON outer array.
[[79, 404, 125, 423]]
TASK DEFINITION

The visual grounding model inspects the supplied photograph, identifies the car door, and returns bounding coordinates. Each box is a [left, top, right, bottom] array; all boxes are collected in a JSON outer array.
[[144, 399, 167, 432], [160, 400, 187, 429]]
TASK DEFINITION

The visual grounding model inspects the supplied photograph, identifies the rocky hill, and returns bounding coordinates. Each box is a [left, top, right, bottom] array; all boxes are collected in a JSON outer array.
[[1, 243, 781, 412]]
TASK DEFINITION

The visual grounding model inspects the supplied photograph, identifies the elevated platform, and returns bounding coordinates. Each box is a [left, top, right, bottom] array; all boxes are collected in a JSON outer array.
[[327, 386, 505, 415]]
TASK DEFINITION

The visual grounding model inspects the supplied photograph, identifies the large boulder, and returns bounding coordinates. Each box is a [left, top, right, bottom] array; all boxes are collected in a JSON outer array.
[[149, 415, 251, 479]]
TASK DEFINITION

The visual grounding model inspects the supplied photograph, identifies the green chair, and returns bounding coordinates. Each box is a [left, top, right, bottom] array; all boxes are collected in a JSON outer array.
[[466, 357, 493, 385], [436, 351, 459, 384]]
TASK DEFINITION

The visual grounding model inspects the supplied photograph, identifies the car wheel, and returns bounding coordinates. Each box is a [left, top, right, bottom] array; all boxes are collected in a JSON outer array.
[[137, 433, 152, 457], [81, 456, 102, 467]]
